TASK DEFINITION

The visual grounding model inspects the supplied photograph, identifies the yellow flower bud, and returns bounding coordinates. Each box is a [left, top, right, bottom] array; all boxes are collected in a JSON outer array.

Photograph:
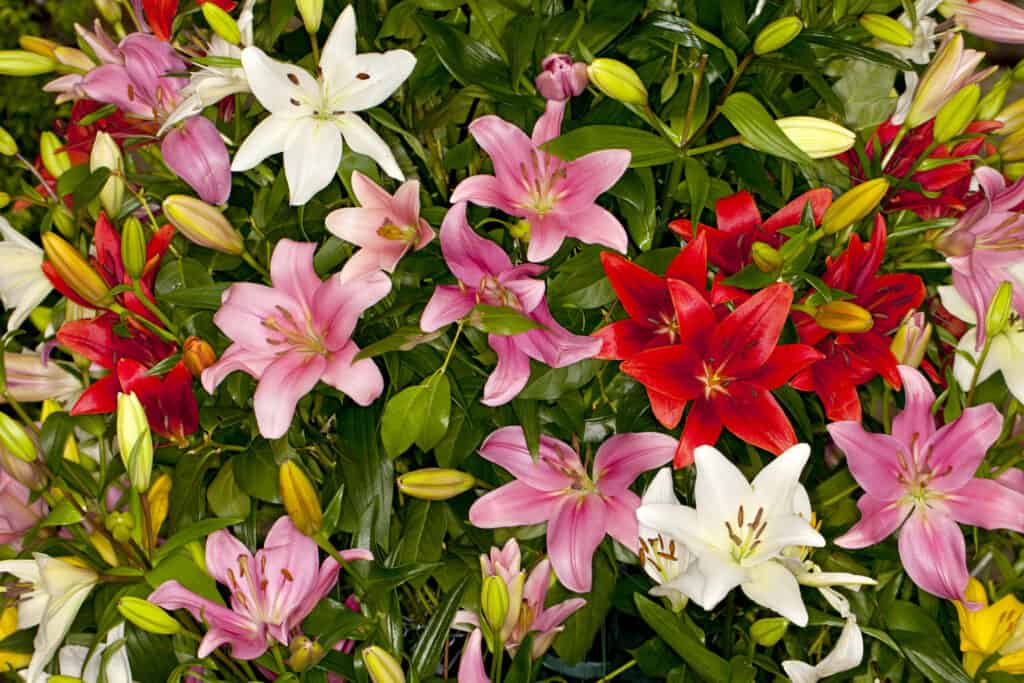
[[121, 217, 147, 280], [891, 312, 932, 368], [289, 636, 327, 672], [0, 413, 35, 464], [859, 13, 914, 47], [279, 460, 323, 536], [397, 468, 476, 501], [297, 0, 325, 35], [118, 597, 181, 635], [751, 242, 783, 273], [977, 71, 1011, 121], [362, 646, 406, 683], [146, 473, 173, 542], [48, 677, 83, 683], [0, 49, 56, 76], [183, 337, 217, 377], [750, 617, 789, 646], [42, 233, 113, 307], [202, 2, 242, 46], [40, 132, 71, 178], [91, 132, 124, 218], [0, 607, 31, 670], [587, 58, 647, 106], [162, 195, 244, 255], [88, 531, 119, 566], [481, 575, 510, 636], [986, 281, 1015, 338], [19, 36, 58, 58], [0, 127, 17, 157], [117, 391, 153, 493], [753, 17, 803, 55], [775, 116, 856, 159], [54, 47, 94, 72], [934, 84, 980, 144], [94, 0, 122, 23], [814, 301, 875, 333], [820, 178, 889, 235]]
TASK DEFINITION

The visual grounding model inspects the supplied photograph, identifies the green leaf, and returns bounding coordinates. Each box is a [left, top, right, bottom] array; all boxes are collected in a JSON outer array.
[[39, 410, 77, 475], [553, 552, 615, 663], [720, 93, 812, 165], [409, 575, 470, 680], [541, 126, 680, 167], [797, 31, 914, 71], [635, 593, 729, 682], [519, 360, 599, 400], [158, 284, 229, 310], [71, 167, 111, 208], [381, 383, 427, 459], [206, 458, 251, 518], [547, 246, 617, 310], [154, 517, 244, 564], [354, 326, 443, 361], [321, 483, 346, 537], [415, 374, 451, 452], [55, 164, 92, 198], [39, 499, 83, 527], [886, 601, 972, 683], [609, 168, 657, 251], [720, 263, 778, 289], [147, 547, 223, 604], [415, 15, 513, 94], [577, 0, 643, 53], [472, 304, 544, 335], [685, 158, 710, 224], [232, 446, 281, 503]]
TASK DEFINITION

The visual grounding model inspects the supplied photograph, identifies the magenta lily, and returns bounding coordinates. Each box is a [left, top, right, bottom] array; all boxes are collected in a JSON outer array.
[[451, 101, 630, 262], [202, 239, 391, 439], [325, 171, 434, 283], [469, 427, 676, 592], [420, 203, 600, 406], [829, 365, 1024, 604], [150, 516, 372, 659]]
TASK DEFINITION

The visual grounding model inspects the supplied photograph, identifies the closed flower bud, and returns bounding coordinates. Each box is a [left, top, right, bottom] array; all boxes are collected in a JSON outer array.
[[162, 195, 244, 255], [48, 677, 83, 683], [1005, 161, 1024, 181], [94, 0, 122, 23], [891, 312, 932, 367], [986, 281, 1014, 338], [934, 84, 980, 143], [821, 178, 889, 234], [121, 217, 147, 280], [54, 47, 94, 72], [1014, 58, 1024, 82], [289, 636, 326, 672], [0, 127, 17, 156], [279, 460, 323, 536], [0, 413, 36, 463], [588, 58, 647, 106], [751, 242, 783, 273], [19, 36, 58, 58], [753, 17, 803, 55], [977, 71, 1011, 121], [814, 301, 874, 333], [535, 53, 588, 101], [118, 597, 181, 635], [91, 132, 124, 217], [52, 205, 77, 239], [750, 617, 788, 646], [0, 193, 9, 209], [117, 391, 153, 493], [146, 473, 172, 542], [1000, 128, 1024, 162], [40, 132, 71, 178], [481, 575, 510, 636], [297, 0, 325, 35], [859, 13, 914, 47], [183, 337, 216, 376], [186, 540, 208, 575], [88, 531, 119, 566], [397, 468, 475, 501], [42, 233, 113, 307], [105, 510, 135, 543], [362, 646, 405, 683], [0, 50, 56, 76], [996, 98, 1024, 136], [202, 2, 242, 46], [509, 219, 531, 242], [775, 116, 856, 158]]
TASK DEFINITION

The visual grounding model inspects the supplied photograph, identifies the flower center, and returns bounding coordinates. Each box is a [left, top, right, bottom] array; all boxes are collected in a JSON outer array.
[[515, 149, 568, 217], [724, 505, 767, 563], [650, 311, 679, 343], [639, 533, 681, 581], [477, 276, 521, 309], [262, 305, 328, 356], [698, 361, 731, 399], [377, 221, 418, 243]]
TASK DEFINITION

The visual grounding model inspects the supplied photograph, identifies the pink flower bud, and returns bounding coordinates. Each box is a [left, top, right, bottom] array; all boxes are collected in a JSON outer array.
[[535, 53, 588, 101]]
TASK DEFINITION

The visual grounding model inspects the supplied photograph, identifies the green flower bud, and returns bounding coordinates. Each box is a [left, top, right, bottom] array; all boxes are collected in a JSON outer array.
[[397, 468, 475, 501], [94, 0, 122, 24], [481, 575, 510, 636], [40, 132, 71, 179], [1000, 128, 1024, 162], [1013, 58, 1024, 83], [933, 84, 980, 144], [750, 617, 788, 646], [0, 193, 10, 209], [751, 242, 783, 273], [977, 71, 1011, 121], [118, 597, 181, 635], [587, 58, 647, 106], [859, 13, 914, 47], [202, 2, 242, 46], [0, 50, 56, 76], [985, 281, 1014, 338], [753, 17, 803, 55], [820, 178, 889, 235], [105, 510, 136, 543], [117, 391, 153, 492], [508, 219, 531, 242], [297, 0, 325, 35], [775, 116, 856, 158], [0, 413, 36, 464], [51, 205, 77, 239], [121, 217, 147, 280], [289, 636, 326, 672], [996, 98, 1024, 136], [0, 127, 18, 156], [362, 647, 405, 683]]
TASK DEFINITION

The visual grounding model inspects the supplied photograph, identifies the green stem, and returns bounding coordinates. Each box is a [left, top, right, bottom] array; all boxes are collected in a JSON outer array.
[[681, 54, 709, 148], [686, 135, 743, 156], [241, 248, 271, 280], [662, 157, 683, 222], [598, 660, 636, 682], [689, 51, 753, 144], [314, 532, 369, 594], [723, 591, 736, 659], [897, 261, 951, 270], [132, 280, 178, 335], [272, 643, 288, 674], [3, 390, 39, 436], [966, 337, 994, 406], [309, 30, 320, 65], [438, 322, 465, 375], [110, 303, 179, 344], [880, 125, 909, 171]]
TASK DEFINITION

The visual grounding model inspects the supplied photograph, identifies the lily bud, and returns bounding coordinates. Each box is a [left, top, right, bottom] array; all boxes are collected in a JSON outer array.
[[202, 2, 242, 46], [297, 0, 325, 34], [19, 36, 58, 58], [106, 510, 136, 543], [750, 617, 789, 646], [121, 217, 147, 280], [362, 647, 405, 683], [397, 468, 475, 501], [859, 13, 914, 47], [40, 132, 71, 178], [183, 337, 216, 376], [509, 219, 531, 242], [289, 636, 326, 672], [1000, 128, 1024, 162], [775, 116, 856, 158], [1005, 162, 1024, 181], [996, 98, 1024, 136], [88, 531, 119, 566], [91, 132, 124, 217], [481, 575, 510, 636], [0, 127, 15, 156], [162, 195, 244, 255], [814, 301, 874, 333], [118, 597, 181, 635], [146, 473, 173, 542], [42, 233, 113, 307], [985, 281, 1015, 338], [587, 58, 647, 106], [279, 460, 323, 536], [977, 71, 1011, 121], [933, 84, 980, 143], [52, 205, 77, 239], [891, 312, 932, 367], [0, 413, 36, 463], [820, 178, 889, 234], [753, 17, 803, 55], [535, 53, 588, 101], [0, 50, 56, 76], [186, 540, 208, 575], [117, 391, 153, 493], [54, 47, 94, 72], [94, 0, 122, 23], [0, 193, 9, 209], [751, 242, 783, 272], [48, 677, 83, 683]]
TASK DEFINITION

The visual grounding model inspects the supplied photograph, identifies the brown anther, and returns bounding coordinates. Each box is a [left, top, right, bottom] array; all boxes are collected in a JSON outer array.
[[290, 98, 301, 106], [725, 521, 742, 545], [356, 72, 370, 80], [737, 505, 745, 527], [282, 568, 294, 582], [751, 506, 764, 530], [287, 73, 300, 84], [127, 84, 135, 101]]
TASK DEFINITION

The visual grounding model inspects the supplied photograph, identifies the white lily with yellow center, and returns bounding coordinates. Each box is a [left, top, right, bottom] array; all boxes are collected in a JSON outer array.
[[0, 217, 51, 332], [636, 468, 692, 612]]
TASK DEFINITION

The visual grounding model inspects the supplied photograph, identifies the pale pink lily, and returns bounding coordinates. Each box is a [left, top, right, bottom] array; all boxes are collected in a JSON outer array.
[[469, 427, 676, 592], [43, 21, 121, 103], [202, 239, 391, 439], [905, 33, 995, 128], [0, 467, 45, 548], [451, 101, 630, 262], [150, 516, 372, 660], [829, 365, 1024, 604], [325, 171, 434, 283], [943, 0, 1024, 44], [421, 203, 600, 406], [458, 630, 491, 683]]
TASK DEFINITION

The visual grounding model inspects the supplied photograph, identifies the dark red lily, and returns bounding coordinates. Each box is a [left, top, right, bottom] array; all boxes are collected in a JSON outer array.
[[143, 0, 237, 41], [790, 217, 926, 422], [668, 188, 832, 275], [117, 359, 199, 444], [620, 283, 822, 467]]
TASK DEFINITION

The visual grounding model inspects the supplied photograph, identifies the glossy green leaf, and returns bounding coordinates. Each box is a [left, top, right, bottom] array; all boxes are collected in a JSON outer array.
[[635, 593, 729, 682], [409, 575, 470, 680], [472, 304, 544, 335], [542, 126, 680, 167], [721, 93, 812, 165]]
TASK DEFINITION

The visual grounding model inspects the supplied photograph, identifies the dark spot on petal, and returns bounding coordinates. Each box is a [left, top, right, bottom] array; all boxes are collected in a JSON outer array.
[[290, 98, 301, 106], [356, 72, 370, 80], [287, 73, 300, 84], [127, 84, 135, 101]]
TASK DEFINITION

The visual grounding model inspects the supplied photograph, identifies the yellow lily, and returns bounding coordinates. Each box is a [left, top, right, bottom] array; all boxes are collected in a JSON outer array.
[[955, 578, 1024, 676], [0, 607, 31, 672]]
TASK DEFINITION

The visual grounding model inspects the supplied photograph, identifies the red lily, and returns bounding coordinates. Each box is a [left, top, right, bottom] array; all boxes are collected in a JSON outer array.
[[620, 283, 822, 467], [143, 0, 237, 41], [117, 359, 199, 444], [790, 217, 926, 422], [668, 188, 832, 275]]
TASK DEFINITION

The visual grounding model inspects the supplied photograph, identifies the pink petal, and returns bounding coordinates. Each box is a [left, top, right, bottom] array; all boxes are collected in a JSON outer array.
[[518, 304, 601, 368], [458, 630, 491, 683], [440, 203, 512, 285], [522, 558, 552, 609], [525, 214, 568, 262], [350, 170, 396, 210], [201, 344, 277, 393], [997, 468, 1024, 493], [826, 422, 905, 500], [477, 426, 576, 491], [205, 529, 253, 587], [253, 352, 327, 439], [390, 180, 422, 227], [482, 335, 532, 406], [198, 627, 268, 661], [945, 478, 1024, 532], [162, 116, 232, 205], [270, 240, 322, 312], [531, 99, 566, 146], [213, 282, 302, 350], [337, 248, 393, 284], [533, 597, 586, 634], [82, 64, 154, 116], [468, 481, 563, 527], [547, 495, 608, 593], [926, 402, 1003, 492], [260, 518, 320, 638], [562, 149, 632, 207], [897, 508, 970, 602], [321, 341, 384, 406], [325, 207, 394, 248], [891, 365, 937, 446], [561, 204, 628, 254], [602, 490, 640, 553], [498, 266, 547, 313], [314, 270, 392, 351], [421, 285, 475, 332], [450, 175, 510, 212], [466, 115, 534, 185], [835, 495, 911, 549], [149, 581, 262, 656], [593, 432, 677, 496]]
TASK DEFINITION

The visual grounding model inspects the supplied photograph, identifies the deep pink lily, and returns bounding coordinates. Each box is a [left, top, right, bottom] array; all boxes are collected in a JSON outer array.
[[150, 516, 372, 659], [420, 203, 600, 406], [202, 239, 391, 439], [829, 365, 1024, 604], [451, 101, 630, 262], [469, 427, 676, 592]]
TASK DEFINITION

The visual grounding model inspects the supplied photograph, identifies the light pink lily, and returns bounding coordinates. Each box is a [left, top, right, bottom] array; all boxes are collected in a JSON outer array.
[[420, 203, 600, 406], [202, 239, 391, 439], [469, 427, 676, 592], [943, 0, 1024, 44], [0, 468, 45, 548], [458, 630, 491, 683], [150, 516, 372, 659], [325, 171, 434, 283], [829, 365, 1024, 604], [451, 101, 630, 262]]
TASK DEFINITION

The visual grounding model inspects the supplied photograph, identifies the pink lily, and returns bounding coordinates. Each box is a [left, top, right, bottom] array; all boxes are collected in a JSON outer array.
[[325, 171, 434, 283], [451, 101, 630, 262], [943, 0, 1024, 44], [420, 203, 600, 406], [458, 630, 491, 683], [150, 516, 372, 659], [469, 427, 676, 592], [202, 239, 391, 439], [829, 365, 1024, 604], [0, 468, 45, 548]]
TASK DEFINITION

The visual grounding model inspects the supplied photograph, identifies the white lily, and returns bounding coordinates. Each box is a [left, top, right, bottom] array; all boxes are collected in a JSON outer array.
[[35, 623, 132, 683], [636, 468, 692, 611], [782, 588, 865, 683], [0, 218, 51, 332], [636, 444, 824, 626], [231, 5, 416, 205], [881, 0, 945, 65], [0, 554, 98, 683]]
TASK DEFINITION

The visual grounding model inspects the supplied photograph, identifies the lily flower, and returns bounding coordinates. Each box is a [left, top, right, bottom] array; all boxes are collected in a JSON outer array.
[[142, 0, 237, 41], [231, 6, 416, 205], [636, 468, 691, 611], [150, 516, 372, 660], [636, 444, 825, 625], [451, 101, 630, 262], [955, 578, 1024, 676], [202, 239, 391, 439], [0, 467, 45, 548], [790, 219, 925, 422], [325, 171, 434, 283], [0, 217, 51, 332], [782, 591, 864, 683], [829, 365, 1024, 603], [943, 0, 1024, 44], [906, 33, 994, 128], [116, 359, 199, 445], [420, 203, 600, 407], [457, 630, 491, 683], [621, 282, 822, 466], [469, 427, 676, 592], [0, 351, 80, 406], [0, 554, 99, 682], [44, 623, 132, 683], [877, 0, 943, 65]]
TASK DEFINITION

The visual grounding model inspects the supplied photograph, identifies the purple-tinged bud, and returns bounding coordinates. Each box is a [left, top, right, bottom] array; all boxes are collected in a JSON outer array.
[[535, 53, 588, 102]]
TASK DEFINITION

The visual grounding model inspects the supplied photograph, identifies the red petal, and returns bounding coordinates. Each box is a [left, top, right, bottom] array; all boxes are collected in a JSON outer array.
[[143, 0, 178, 40], [93, 212, 123, 287], [715, 382, 796, 455], [710, 283, 793, 375], [862, 273, 926, 335], [676, 398, 722, 467], [665, 231, 709, 291], [747, 344, 823, 389], [142, 224, 176, 288], [592, 320, 658, 360], [715, 191, 761, 234], [762, 187, 833, 232], [600, 252, 671, 324], [621, 346, 703, 401], [827, 217, 887, 295], [648, 387, 686, 430], [812, 361, 863, 422], [850, 333, 903, 388], [667, 279, 715, 349], [70, 374, 121, 415]]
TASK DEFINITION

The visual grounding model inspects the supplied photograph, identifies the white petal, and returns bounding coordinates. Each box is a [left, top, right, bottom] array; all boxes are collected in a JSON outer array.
[[0, 217, 41, 252], [782, 617, 863, 683], [319, 5, 357, 84], [692, 550, 747, 610], [991, 329, 1024, 403], [742, 560, 808, 626], [751, 443, 810, 513], [283, 118, 343, 206], [240, 46, 319, 114], [158, 94, 204, 135], [326, 50, 416, 112], [693, 445, 752, 529], [797, 570, 877, 590], [337, 112, 404, 180], [953, 330, 1001, 394], [937, 285, 976, 324], [58, 644, 90, 677], [232, 114, 297, 172], [640, 468, 679, 507], [636, 503, 705, 554]]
